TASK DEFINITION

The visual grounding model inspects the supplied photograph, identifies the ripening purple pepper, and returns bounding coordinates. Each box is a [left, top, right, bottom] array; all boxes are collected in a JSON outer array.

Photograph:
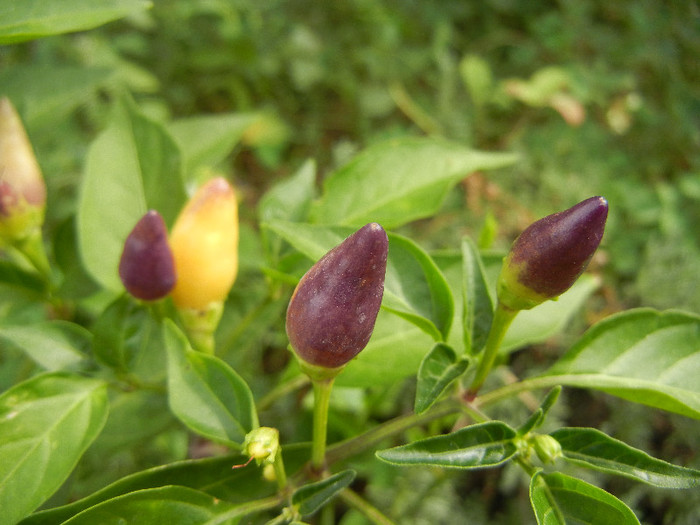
[[119, 210, 177, 301], [497, 196, 608, 311], [286, 223, 388, 370]]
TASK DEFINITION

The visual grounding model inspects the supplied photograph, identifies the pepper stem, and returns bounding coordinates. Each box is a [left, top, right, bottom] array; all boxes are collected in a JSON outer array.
[[311, 376, 335, 471], [466, 301, 518, 399]]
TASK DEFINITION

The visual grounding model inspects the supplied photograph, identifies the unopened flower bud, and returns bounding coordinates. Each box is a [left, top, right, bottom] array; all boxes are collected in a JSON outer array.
[[169, 177, 238, 310], [286, 223, 388, 373], [0, 97, 47, 243], [497, 196, 608, 311], [119, 210, 176, 301], [532, 434, 562, 464]]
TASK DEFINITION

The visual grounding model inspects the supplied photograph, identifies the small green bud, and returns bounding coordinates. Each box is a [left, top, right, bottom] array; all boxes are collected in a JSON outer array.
[[119, 211, 176, 301], [286, 223, 388, 371], [532, 434, 562, 464], [498, 196, 608, 310], [242, 427, 280, 467]]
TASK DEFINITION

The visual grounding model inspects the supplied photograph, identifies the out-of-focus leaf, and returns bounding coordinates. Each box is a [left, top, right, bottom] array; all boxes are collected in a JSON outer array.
[[0, 373, 108, 525], [309, 137, 517, 228], [59, 486, 240, 525], [0, 260, 46, 295], [165, 321, 258, 446], [414, 343, 470, 414], [0, 321, 89, 371], [77, 96, 186, 291], [530, 471, 640, 525], [167, 113, 260, 175], [292, 470, 356, 517], [539, 309, 700, 419], [0, 66, 111, 128], [0, 0, 151, 44], [376, 421, 518, 468], [551, 427, 700, 488]]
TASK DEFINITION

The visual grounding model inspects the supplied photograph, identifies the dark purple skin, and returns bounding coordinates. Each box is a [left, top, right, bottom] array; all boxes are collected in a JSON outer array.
[[509, 196, 608, 297], [286, 223, 388, 369], [119, 210, 176, 301]]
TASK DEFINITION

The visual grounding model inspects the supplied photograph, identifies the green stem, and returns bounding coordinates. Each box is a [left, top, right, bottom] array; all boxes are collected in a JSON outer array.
[[326, 398, 462, 465], [467, 301, 518, 399], [256, 374, 310, 412], [340, 488, 396, 525], [311, 377, 335, 471], [273, 448, 288, 492]]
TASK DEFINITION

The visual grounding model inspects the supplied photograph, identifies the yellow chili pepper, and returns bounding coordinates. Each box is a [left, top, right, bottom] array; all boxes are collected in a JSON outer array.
[[170, 176, 239, 311]]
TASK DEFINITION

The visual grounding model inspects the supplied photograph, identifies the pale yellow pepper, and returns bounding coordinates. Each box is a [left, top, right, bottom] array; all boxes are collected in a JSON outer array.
[[170, 177, 239, 311]]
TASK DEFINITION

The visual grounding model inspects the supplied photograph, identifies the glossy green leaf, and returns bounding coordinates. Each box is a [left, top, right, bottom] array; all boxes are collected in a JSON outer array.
[[0, 0, 151, 44], [60, 486, 240, 525], [0, 373, 108, 525], [165, 321, 258, 446], [383, 233, 454, 341], [518, 387, 562, 436], [461, 237, 494, 355], [292, 470, 356, 517], [309, 136, 517, 228], [263, 221, 453, 341], [415, 343, 470, 414], [21, 444, 312, 525], [376, 421, 518, 468], [168, 113, 260, 175], [530, 471, 640, 525], [77, 97, 186, 291], [551, 427, 700, 488], [0, 320, 89, 371], [539, 309, 700, 419]]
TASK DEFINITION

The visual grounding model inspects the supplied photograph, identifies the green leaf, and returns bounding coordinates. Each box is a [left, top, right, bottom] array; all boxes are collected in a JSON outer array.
[[0, 66, 111, 128], [20, 445, 312, 525], [530, 471, 640, 525], [551, 427, 700, 488], [167, 113, 260, 175], [165, 321, 258, 446], [539, 308, 700, 419], [59, 486, 239, 525], [461, 237, 494, 355], [415, 343, 470, 414], [77, 96, 186, 291], [292, 470, 356, 517], [0, 0, 152, 44], [376, 421, 518, 468], [0, 373, 108, 525], [383, 233, 454, 341], [258, 160, 317, 264], [263, 221, 454, 341], [309, 137, 517, 228], [502, 275, 600, 353], [0, 321, 89, 371], [0, 260, 46, 295], [518, 387, 562, 436]]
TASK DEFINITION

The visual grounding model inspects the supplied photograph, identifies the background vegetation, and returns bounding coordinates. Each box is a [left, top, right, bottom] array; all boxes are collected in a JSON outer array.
[[1, 1, 699, 523]]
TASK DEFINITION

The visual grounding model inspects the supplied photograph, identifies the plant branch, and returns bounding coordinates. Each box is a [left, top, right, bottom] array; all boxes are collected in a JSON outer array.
[[340, 488, 396, 525]]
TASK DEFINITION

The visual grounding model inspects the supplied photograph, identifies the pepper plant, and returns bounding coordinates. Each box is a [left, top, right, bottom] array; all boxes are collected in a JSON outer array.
[[1, 4, 700, 525]]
